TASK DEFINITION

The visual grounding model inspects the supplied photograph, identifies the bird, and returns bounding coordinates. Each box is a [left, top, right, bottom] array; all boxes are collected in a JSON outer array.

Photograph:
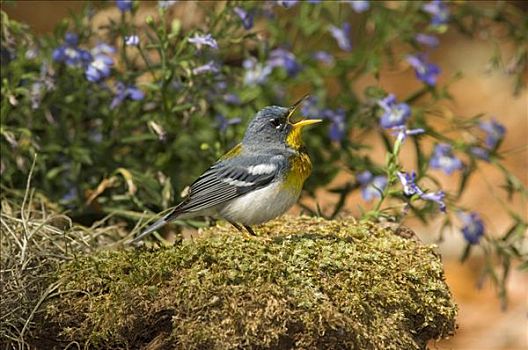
[[132, 96, 322, 243]]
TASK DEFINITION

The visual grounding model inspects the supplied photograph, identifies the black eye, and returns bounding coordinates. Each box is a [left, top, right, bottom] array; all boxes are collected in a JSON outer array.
[[270, 118, 282, 129]]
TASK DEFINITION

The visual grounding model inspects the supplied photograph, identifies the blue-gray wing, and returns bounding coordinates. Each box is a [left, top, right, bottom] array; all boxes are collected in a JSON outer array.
[[131, 153, 287, 243], [169, 154, 287, 216]]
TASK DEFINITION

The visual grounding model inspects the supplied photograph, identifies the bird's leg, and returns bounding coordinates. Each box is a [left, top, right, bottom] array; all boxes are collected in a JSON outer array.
[[243, 225, 257, 236], [228, 220, 244, 232]]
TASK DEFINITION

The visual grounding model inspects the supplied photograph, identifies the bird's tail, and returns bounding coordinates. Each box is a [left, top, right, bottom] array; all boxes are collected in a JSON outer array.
[[131, 210, 178, 244]]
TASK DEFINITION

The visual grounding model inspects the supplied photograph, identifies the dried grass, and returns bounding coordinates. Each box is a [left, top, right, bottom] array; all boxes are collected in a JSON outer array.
[[0, 162, 125, 349]]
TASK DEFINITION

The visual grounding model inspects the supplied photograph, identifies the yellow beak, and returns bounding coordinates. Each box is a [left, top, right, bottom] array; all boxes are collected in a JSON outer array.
[[292, 118, 323, 128], [287, 94, 323, 128]]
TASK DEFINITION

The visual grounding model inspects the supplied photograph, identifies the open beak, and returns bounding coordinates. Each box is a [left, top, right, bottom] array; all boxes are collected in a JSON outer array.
[[292, 118, 323, 128], [287, 94, 323, 127]]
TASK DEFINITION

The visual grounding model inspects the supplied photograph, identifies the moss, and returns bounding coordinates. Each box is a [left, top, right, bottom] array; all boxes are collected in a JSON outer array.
[[41, 216, 456, 349]]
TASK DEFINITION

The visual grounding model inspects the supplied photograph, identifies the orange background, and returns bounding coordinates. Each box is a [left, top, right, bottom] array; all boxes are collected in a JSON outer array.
[[3, 1, 527, 349]]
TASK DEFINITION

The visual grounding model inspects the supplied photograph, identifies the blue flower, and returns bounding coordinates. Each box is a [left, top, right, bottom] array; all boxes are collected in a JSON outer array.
[[470, 146, 490, 161], [406, 54, 441, 86], [429, 143, 463, 175], [391, 125, 425, 145], [479, 119, 506, 149], [110, 82, 144, 109], [223, 93, 241, 105], [125, 35, 140, 46], [397, 171, 446, 212], [347, 0, 370, 13], [234, 7, 254, 30], [377, 94, 412, 129], [215, 114, 242, 132], [267, 48, 301, 77], [158, 0, 178, 9], [299, 98, 346, 141], [300, 96, 320, 118], [52, 33, 92, 67], [415, 33, 439, 48], [422, 0, 449, 27], [115, 0, 133, 12], [91, 42, 116, 56], [64, 32, 79, 46], [329, 23, 352, 52], [276, 0, 298, 8], [243, 58, 272, 85], [396, 171, 421, 196], [322, 108, 346, 142], [458, 211, 485, 245], [312, 51, 334, 65], [192, 61, 220, 75], [188, 33, 218, 50], [420, 191, 446, 212], [357, 171, 387, 201], [85, 54, 113, 82]]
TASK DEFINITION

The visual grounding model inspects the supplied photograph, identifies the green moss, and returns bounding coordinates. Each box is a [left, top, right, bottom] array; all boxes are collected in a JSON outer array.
[[43, 216, 456, 349]]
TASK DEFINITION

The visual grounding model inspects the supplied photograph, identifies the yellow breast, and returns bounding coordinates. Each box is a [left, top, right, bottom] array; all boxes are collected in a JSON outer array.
[[283, 151, 312, 193]]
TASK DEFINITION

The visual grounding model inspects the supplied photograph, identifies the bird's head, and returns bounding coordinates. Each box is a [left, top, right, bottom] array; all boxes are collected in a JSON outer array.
[[242, 95, 322, 150]]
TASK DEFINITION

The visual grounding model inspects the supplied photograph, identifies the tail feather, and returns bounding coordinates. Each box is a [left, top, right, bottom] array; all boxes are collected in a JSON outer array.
[[131, 215, 170, 243], [131, 200, 188, 243]]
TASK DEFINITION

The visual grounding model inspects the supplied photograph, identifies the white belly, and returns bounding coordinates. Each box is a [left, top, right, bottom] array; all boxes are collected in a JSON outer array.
[[218, 182, 300, 225]]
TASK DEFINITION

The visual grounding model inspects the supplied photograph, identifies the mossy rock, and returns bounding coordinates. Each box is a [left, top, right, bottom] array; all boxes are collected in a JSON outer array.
[[41, 216, 456, 349]]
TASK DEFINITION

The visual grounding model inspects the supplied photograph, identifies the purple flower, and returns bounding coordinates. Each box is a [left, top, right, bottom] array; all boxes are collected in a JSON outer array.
[[406, 54, 441, 86], [125, 35, 140, 46], [347, 0, 370, 13], [234, 7, 254, 30], [470, 146, 490, 161], [91, 42, 116, 56], [322, 108, 346, 142], [215, 114, 242, 132], [312, 51, 334, 65], [158, 0, 178, 9], [397, 171, 446, 212], [357, 171, 387, 201], [422, 0, 449, 27], [115, 0, 133, 12], [458, 211, 485, 244], [429, 143, 463, 175], [110, 82, 144, 109], [52, 33, 92, 67], [391, 125, 425, 145], [415, 33, 439, 48], [188, 33, 218, 50], [223, 93, 241, 105], [192, 61, 220, 75], [420, 191, 446, 212], [378, 94, 411, 129], [276, 0, 298, 8], [356, 170, 373, 186], [85, 54, 113, 82], [329, 23, 352, 52], [479, 119, 506, 149], [300, 96, 320, 118], [243, 58, 272, 85], [396, 171, 421, 196], [267, 48, 301, 77], [64, 32, 79, 46]]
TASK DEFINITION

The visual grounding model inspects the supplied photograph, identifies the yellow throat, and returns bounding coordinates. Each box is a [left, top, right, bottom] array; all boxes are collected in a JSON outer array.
[[284, 116, 322, 192]]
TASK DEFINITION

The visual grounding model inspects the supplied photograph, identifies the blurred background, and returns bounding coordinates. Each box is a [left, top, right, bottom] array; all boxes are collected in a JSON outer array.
[[3, 1, 527, 349]]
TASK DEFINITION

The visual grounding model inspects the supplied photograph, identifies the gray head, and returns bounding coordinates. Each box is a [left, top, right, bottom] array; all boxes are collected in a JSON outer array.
[[242, 97, 322, 150], [242, 106, 291, 147]]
